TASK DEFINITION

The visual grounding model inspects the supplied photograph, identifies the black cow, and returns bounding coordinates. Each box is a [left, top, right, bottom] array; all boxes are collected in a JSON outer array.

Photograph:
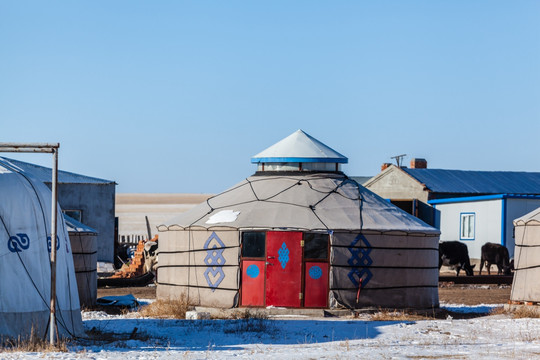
[[439, 241, 475, 276], [479, 242, 511, 275]]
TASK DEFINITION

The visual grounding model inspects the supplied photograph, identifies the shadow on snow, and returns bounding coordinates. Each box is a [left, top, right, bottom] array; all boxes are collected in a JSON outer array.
[[80, 317, 408, 352]]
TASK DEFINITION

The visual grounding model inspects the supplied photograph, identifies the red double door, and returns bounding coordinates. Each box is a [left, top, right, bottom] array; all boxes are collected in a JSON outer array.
[[241, 231, 328, 308]]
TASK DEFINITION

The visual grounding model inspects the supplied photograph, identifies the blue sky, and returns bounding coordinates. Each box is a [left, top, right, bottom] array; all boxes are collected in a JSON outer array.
[[2, 1, 539, 193]]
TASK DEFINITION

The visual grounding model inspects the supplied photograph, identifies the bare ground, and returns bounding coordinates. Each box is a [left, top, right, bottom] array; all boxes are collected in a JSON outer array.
[[98, 283, 512, 306]]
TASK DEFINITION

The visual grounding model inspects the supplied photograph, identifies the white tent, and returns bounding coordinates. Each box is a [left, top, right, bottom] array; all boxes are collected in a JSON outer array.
[[0, 158, 83, 339], [511, 207, 540, 302], [157, 130, 440, 309]]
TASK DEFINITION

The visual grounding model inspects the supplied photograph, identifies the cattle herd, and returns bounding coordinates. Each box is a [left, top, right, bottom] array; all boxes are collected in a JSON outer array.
[[439, 241, 513, 276]]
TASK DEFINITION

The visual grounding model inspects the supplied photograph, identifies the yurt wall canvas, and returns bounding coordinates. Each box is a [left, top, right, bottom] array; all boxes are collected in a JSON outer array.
[[511, 208, 540, 302], [0, 159, 83, 338], [157, 230, 240, 308], [330, 232, 439, 309]]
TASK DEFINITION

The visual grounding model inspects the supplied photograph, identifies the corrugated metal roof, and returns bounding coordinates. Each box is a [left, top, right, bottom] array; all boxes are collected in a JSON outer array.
[[63, 214, 98, 234], [251, 129, 348, 164], [0, 157, 114, 185], [402, 168, 540, 195]]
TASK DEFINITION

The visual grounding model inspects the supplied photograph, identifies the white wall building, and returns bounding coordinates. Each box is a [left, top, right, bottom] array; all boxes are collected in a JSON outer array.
[[430, 194, 540, 259]]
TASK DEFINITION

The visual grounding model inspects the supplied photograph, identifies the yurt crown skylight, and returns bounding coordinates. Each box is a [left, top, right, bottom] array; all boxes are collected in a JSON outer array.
[[251, 129, 348, 173]]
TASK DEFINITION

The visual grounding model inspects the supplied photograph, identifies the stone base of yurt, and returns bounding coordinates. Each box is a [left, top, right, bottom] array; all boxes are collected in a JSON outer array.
[[69, 232, 98, 307]]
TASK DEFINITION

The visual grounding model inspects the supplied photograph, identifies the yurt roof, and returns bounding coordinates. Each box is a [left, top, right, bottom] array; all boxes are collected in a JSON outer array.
[[514, 207, 540, 226], [251, 130, 348, 164], [158, 173, 439, 235]]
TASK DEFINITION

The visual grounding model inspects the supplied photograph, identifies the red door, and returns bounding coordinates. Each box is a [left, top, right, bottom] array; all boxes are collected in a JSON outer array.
[[304, 262, 329, 308], [240, 260, 265, 306], [265, 231, 303, 307]]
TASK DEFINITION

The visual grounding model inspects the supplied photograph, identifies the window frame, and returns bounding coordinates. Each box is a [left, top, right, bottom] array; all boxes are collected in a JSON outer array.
[[459, 212, 475, 241], [240, 231, 267, 259], [62, 209, 83, 223], [303, 232, 330, 262]]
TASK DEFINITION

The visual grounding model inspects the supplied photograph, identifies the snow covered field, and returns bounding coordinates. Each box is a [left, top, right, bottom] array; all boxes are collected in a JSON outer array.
[[4, 303, 540, 359]]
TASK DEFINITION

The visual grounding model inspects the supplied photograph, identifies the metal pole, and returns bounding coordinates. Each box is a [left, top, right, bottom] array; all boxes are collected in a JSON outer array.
[[49, 147, 59, 345]]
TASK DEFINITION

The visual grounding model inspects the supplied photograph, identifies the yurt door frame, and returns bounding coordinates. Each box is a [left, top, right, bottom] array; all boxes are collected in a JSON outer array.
[[240, 230, 329, 308], [265, 231, 303, 307]]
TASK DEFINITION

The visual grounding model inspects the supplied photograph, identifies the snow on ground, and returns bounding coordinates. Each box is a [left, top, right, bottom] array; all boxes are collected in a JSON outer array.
[[4, 304, 540, 359]]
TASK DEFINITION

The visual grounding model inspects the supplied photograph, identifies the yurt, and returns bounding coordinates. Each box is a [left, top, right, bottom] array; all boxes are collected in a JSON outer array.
[[157, 130, 440, 309], [511, 207, 540, 302], [0, 157, 83, 338], [64, 214, 98, 308]]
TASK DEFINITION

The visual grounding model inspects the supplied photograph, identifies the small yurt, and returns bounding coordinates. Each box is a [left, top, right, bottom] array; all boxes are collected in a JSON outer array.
[[0, 158, 83, 338], [157, 130, 440, 309], [64, 214, 98, 308], [511, 207, 540, 303]]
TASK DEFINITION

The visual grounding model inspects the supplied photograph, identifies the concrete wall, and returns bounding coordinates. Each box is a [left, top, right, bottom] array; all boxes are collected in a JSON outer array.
[[434, 198, 540, 260], [364, 166, 433, 225], [434, 199, 502, 260], [54, 183, 116, 262], [365, 166, 429, 203]]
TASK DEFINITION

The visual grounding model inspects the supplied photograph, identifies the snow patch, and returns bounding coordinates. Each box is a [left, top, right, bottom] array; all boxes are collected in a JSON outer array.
[[205, 209, 240, 224]]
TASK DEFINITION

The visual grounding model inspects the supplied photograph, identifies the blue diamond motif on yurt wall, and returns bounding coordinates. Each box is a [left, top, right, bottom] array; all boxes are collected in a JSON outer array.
[[203, 232, 227, 291], [278, 242, 289, 269], [347, 234, 373, 288]]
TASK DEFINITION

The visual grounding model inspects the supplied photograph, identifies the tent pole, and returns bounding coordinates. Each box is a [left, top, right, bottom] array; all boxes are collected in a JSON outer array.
[[0, 142, 60, 344], [49, 147, 58, 345]]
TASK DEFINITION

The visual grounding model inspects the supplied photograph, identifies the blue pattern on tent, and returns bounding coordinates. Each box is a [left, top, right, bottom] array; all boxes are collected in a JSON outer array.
[[347, 234, 373, 288], [203, 232, 226, 291]]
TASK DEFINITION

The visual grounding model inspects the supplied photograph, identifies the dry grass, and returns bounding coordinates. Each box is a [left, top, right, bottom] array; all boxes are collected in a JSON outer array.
[[228, 308, 268, 320], [370, 309, 435, 321], [221, 309, 274, 335], [489, 305, 540, 318], [489, 307, 509, 316], [511, 307, 540, 319], [139, 295, 192, 319], [1, 327, 68, 353]]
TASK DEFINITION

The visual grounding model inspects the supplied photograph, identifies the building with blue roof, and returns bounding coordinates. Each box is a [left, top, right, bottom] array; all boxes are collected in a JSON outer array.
[[364, 159, 540, 260]]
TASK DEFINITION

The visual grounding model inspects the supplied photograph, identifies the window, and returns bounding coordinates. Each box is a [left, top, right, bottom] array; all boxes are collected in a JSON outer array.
[[241, 232, 266, 258], [63, 209, 82, 223], [304, 233, 329, 260], [460, 213, 475, 240]]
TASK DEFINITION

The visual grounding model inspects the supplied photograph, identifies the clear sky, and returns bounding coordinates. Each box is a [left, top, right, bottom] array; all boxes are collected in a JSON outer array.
[[2, 1, 539, 194]]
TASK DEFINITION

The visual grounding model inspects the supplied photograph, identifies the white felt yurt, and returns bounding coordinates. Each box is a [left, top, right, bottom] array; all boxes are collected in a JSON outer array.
[[511, 207, 540, 302], [0, 158, 83, 339], [157, 130, 440, 309]]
